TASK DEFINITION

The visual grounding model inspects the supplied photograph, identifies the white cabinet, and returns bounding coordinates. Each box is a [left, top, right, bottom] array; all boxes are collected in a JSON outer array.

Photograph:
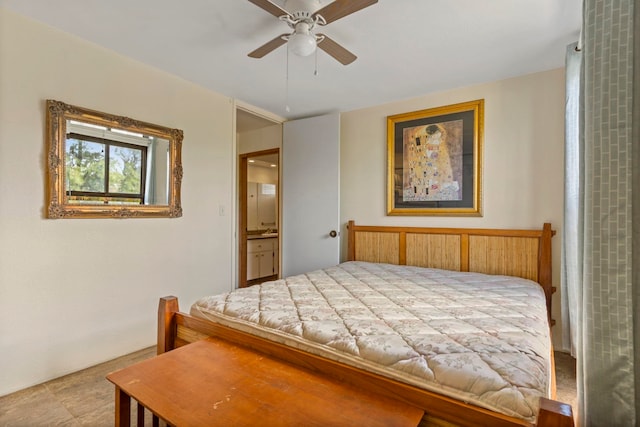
[[247, 238, 278, 281]]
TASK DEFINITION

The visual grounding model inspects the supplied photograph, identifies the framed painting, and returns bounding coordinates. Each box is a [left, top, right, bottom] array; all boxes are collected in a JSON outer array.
[[387, 99, 483, 216]]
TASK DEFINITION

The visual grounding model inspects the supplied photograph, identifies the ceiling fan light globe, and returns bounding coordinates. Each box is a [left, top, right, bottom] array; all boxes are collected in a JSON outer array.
[[288, 33, 317, 56]]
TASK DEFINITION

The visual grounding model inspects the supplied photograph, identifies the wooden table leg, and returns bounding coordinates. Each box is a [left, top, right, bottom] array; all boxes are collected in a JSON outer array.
[[114, 386, 131, 427]]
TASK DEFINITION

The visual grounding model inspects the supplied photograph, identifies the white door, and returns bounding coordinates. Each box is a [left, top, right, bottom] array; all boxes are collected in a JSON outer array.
[[282, 113, 340, 277]]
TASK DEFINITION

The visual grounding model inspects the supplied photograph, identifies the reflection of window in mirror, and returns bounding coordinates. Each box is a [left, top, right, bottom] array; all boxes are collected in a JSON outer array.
[[261, 183, 276, 195], [65, 121, 171, 206], [66, 129, 146, 205]]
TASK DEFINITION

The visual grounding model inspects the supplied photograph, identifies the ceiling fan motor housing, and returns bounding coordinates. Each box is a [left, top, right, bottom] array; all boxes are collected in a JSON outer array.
[[284, 0, 322, 17]]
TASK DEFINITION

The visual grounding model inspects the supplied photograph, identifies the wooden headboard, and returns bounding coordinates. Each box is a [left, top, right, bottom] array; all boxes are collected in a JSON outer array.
[[346, 221, 556, 324]]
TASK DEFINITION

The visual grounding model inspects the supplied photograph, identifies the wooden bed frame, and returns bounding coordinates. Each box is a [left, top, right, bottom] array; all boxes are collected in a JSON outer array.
[[157, 222, 573, 427]]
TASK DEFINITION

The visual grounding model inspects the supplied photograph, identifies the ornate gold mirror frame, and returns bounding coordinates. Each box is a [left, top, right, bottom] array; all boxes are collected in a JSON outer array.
[[46, 100, 183, 218]]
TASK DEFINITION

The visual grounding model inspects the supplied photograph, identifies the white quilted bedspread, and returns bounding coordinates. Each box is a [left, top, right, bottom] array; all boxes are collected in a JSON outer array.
[[191, 261, 551, 421]]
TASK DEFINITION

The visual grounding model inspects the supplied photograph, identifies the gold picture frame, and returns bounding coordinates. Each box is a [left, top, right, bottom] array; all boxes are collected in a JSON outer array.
[[387, 99, 483, 216]]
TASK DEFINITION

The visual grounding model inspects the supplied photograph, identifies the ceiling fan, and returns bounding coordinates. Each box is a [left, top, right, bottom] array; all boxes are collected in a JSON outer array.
[[247, 0, 378, 65]]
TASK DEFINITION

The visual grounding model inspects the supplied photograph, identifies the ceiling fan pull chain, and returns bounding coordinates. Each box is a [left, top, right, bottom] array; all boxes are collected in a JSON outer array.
[[314, 48, 319, 76]]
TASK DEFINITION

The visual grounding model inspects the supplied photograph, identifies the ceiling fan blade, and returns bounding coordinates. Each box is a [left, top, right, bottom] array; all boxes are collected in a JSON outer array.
[[248, 34, 289, 58], [317, 34, 357, 65], [313, 0, 378, 24], [247, 0, 290, 18]]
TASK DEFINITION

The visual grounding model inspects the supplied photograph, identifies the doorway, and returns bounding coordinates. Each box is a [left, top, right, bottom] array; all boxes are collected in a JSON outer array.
[[236, 108, 282, 288], [235, 109, 340, 286], [238, 149, 279, 287]]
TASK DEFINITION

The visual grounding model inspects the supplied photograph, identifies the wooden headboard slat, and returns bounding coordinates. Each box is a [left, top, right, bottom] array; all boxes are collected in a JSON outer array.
[[405, 234, 461, 271], [460, 233, 470, 272]]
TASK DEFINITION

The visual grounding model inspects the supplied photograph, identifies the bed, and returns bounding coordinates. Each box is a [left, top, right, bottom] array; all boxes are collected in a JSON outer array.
[[157, 221, 574, 427]]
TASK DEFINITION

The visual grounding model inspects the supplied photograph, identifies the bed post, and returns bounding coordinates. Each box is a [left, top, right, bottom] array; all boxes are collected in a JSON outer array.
[[347, 220, 356, 261], [158, 296, 179, 354], [539, 223, 555, 325], [537, 398, 574, 427]]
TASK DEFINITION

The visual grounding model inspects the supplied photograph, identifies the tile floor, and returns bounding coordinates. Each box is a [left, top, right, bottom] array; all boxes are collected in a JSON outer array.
[[0, 348, 577, 426], [0, 347, 156, 427]]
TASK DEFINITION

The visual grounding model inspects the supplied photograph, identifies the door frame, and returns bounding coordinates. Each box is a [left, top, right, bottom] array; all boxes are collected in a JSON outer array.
[[238, 148, 280, 288]]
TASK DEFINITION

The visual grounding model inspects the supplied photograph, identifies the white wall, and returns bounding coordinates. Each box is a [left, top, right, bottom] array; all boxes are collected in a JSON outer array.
[[0, 8, 236, 396], [248, 165, 278, 184], [237, 124, 282, 155], [340, 69, 565, 345]]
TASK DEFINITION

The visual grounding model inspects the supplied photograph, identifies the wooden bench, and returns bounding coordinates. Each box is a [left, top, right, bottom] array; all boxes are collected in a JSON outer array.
[[107, 337, 425, 426]]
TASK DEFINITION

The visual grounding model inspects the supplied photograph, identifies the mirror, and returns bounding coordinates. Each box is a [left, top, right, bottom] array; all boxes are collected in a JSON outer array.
[[46, 100, 183, 218], [247, 182, 277, 231], [246, 154, 278, 232]]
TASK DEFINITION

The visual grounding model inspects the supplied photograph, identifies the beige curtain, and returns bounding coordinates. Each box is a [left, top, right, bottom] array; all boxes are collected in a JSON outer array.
[[632, 0, 640, 421], [563, 0, 639, 425], [562, 41, 582, 358]]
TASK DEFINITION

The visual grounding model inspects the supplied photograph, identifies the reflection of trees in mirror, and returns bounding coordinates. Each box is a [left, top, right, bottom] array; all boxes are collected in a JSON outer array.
[[66, 139, 105, 192], [109, 146, 143, 194]]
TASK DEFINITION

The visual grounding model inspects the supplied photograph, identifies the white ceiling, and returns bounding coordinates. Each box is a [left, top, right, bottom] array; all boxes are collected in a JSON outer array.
[[1, 0, 581, 121]]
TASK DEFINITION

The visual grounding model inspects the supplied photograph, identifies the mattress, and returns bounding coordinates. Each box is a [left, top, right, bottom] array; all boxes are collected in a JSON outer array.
[[191, 261, 551, 421]]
